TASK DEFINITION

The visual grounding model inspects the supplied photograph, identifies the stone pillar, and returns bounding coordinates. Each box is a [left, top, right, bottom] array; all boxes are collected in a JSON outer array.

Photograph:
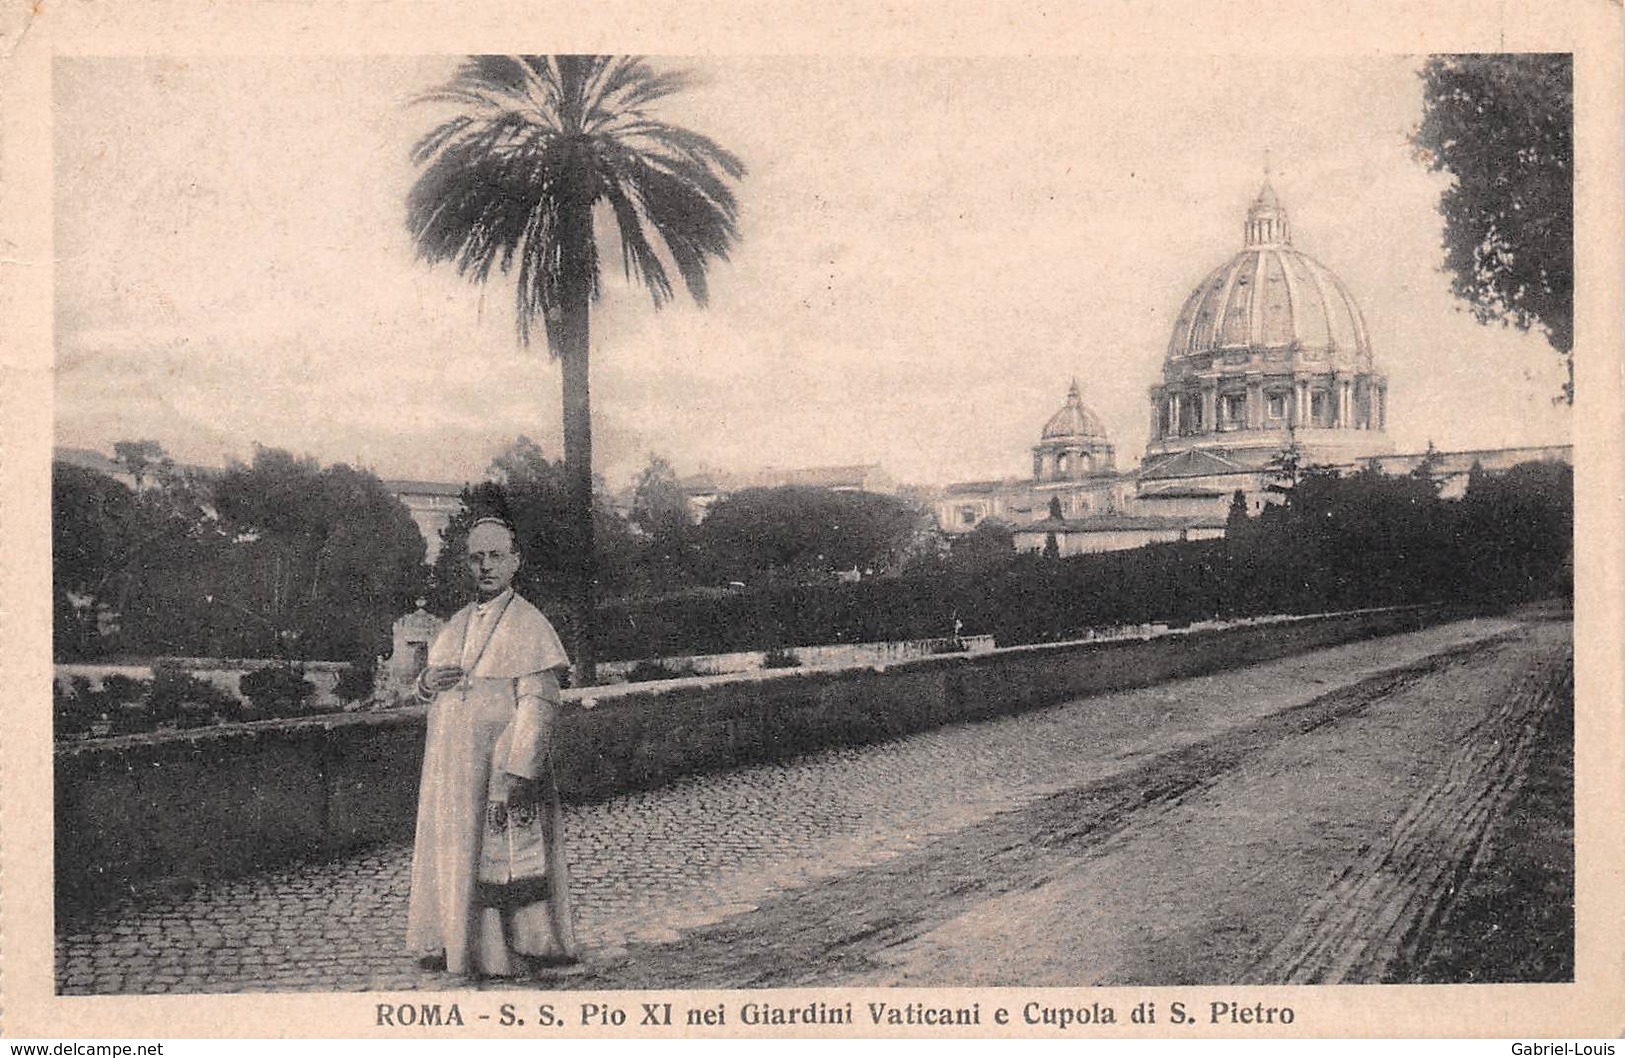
[[1377, 383, 1387, 430], [1340, 379, 1353, 429], [1201, 384, 1217, 436], [1149, 391, 1163, 441], [1246, 377, 1263, 429], [1171, 393, 1182, 435]]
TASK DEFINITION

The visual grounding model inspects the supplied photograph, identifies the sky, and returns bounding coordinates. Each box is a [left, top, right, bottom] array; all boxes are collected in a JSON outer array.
[[53, 54, 1572, 489]]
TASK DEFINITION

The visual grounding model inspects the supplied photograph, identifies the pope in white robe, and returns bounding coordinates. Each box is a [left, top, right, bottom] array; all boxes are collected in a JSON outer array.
[[406, 519, 577, 977]]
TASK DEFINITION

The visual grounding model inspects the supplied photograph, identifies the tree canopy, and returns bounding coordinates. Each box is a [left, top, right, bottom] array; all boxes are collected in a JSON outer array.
[[427, 437, 640, 620], [211, 447, 427, 661], [407, 56, 745, 351], [1413, 54, 1573, 400], [53, 444, 425, 663], [948, 519, 1015, 570], [694, 486, 923, 583], [631, 454, 690, 534]]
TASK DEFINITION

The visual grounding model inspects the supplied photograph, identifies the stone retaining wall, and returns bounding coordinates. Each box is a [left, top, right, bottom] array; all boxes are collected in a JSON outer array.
[[594, 634, 997, 683], [55, 607, 1435, 916]]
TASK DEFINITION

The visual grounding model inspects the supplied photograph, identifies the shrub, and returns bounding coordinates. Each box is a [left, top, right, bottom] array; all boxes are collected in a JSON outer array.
[[54, 677, 99, 739], [238, 665, 317, 717], [149, 663, 239, 726], [762, 646, 802, 669], [624, 659, 699, 683], [334, 657, 377, 705], [97, 674, 152, 708]]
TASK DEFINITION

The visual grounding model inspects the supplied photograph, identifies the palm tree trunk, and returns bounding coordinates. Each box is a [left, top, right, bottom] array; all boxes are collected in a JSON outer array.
[[559, 288, 597, 686]]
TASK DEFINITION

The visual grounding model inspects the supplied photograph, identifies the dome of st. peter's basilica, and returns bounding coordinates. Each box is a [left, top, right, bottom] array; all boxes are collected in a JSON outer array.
[[1145, 179, 1391, 469]]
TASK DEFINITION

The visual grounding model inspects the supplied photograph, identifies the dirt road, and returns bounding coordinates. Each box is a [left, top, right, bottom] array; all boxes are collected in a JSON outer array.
[[566, 612, 1572, 989]]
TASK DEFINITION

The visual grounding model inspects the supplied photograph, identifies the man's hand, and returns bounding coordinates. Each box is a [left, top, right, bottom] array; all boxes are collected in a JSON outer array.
[[420, 665, 465, 694]]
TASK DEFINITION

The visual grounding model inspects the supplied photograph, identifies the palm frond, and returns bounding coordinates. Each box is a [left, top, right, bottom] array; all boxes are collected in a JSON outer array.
[[456, 55, 537, 101], [576, 57, 695, 136], [407, 53, 744, 347], [618, 120, 746, 182], [599, 175, 674, 305], [621, 158, 740, 306], [410, 114, 475, 168]]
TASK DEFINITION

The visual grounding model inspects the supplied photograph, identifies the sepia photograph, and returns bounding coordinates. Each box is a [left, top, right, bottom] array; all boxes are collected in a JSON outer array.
[[3, 0, 1621, 1042]]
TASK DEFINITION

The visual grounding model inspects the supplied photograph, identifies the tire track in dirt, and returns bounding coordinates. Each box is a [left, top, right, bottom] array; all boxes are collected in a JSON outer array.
[[1242, 629, 1571, 984], [568, 633, 1517, 989]]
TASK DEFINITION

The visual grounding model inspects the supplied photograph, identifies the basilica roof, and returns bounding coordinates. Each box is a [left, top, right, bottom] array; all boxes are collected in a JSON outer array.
[[1165, 180, 1371, 363], [1139, 446, 1274, 480], [1040, 379, 1109, 442]]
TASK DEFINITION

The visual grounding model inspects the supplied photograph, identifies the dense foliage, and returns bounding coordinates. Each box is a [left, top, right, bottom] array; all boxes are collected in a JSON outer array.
[[1413, 54, 1573, 400], [592, 460, 1571, 660], [689, 487, 925, 583], [53, 661, 334, 739], [427, 444, 931, 641], [237, 665, 318, 715], [53, 444, 426, 664], [57, 436, 1570, 709], [424, 437, 641, 630]]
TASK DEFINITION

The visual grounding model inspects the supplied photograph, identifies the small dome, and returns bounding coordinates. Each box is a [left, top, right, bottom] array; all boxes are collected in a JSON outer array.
[[1166, 181, 1371, 363], [1042, 379, 1108, 440]]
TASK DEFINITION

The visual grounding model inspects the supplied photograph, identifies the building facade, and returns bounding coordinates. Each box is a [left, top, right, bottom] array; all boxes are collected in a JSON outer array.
[[382, 479, 466, 563]]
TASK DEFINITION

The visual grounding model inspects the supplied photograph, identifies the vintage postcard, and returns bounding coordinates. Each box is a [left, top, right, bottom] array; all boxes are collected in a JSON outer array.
[[2, 0, 1621, 1042]]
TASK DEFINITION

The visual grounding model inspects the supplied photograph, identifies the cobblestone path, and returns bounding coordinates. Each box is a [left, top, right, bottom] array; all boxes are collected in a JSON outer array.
[[55, 617, 1518, 994]]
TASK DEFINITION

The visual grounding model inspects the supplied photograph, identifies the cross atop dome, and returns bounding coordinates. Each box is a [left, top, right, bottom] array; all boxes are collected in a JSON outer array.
[[1042, 378, 1105, 441], [1244, 169, 1291, 247]]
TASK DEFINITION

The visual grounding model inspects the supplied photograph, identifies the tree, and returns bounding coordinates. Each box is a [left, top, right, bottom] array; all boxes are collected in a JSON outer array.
[[1225, 488, 1251, 533], [631, 454, 690, 534], [1263, 442, 1304, 506], [51, 455, 222, 659], [1412, 54, 1573, 401], [428, 437, 641, 622], [52, 463, 142, 657], [948, 519, 1015, 570], [407, 56, 745, 684], [1409, 440, 1445, 497], [211, 447, 426, 662], [112, 439, 170, 489], [695, 487, 920, 583]]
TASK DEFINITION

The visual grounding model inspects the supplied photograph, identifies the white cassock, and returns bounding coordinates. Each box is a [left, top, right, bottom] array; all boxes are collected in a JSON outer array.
[[405, 588, 576, 976]]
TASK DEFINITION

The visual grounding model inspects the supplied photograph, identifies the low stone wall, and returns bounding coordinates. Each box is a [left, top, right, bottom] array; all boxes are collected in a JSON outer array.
[[595, 634, 997, 683], [55, 607, 1435, 916]]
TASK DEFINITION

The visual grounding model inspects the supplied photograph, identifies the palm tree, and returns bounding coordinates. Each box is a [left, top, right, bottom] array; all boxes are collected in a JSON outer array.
[[407, 55, 744, 683]]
